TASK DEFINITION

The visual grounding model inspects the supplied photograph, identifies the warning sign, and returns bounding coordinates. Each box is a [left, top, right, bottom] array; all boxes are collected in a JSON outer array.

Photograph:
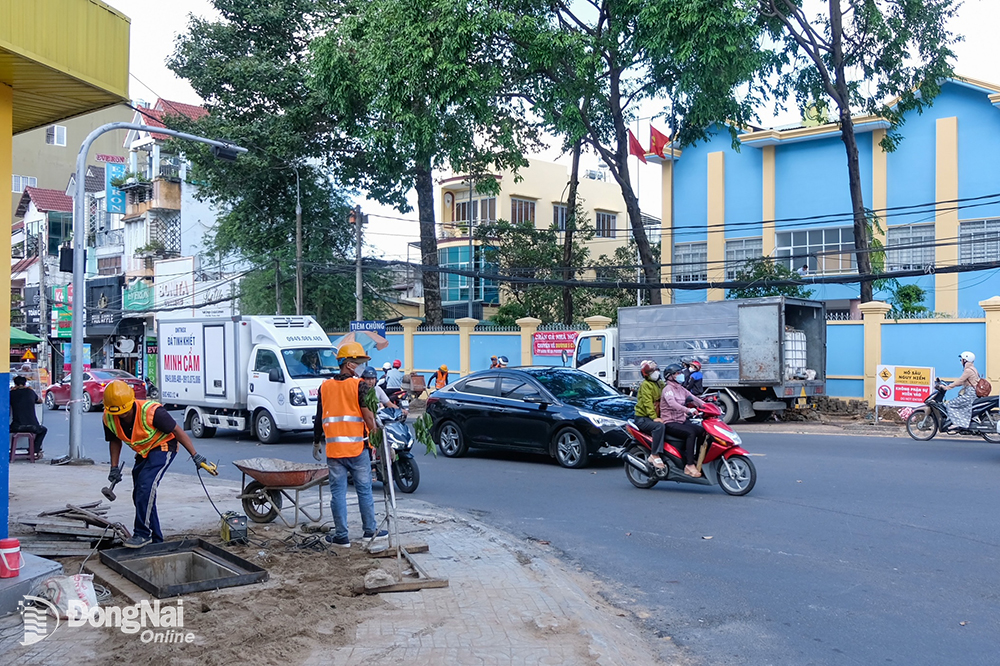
[[875, 365, 936, 407]]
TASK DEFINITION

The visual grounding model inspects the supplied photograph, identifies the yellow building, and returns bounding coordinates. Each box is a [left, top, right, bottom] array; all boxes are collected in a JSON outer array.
[[436, 158, 652, 317], [2, 0, 131, 535]]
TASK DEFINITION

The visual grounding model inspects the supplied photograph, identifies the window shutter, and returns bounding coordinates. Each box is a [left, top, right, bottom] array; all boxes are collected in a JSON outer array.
[[46, 126, 56, 144]]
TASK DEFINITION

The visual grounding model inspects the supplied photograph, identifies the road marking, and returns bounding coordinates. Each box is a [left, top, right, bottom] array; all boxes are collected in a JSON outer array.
[[746, 453, 766, 457]]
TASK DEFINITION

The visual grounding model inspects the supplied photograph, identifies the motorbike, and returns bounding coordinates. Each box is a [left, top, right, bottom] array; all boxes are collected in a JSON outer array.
[[905, 379, 1000, 442], [372, 400, 420, 493], [622, 402, 757, 496], [144, 378, 159, 400]]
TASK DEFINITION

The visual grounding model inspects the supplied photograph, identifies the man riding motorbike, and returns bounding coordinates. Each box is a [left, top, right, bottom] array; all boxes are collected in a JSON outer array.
[[942, 351, 982, 431], [658, 363, 707, 478], [633, 360, 666, 469], [683, 360, 705, 396]]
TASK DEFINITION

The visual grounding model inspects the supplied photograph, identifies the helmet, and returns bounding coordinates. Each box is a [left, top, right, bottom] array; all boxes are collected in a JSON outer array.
[[497, 356, 509, 367], [688, 360, 701, 371], [393, 359, 402, 368], [664, 363, 685, 381], [382, 362, 392, 371], [640, 360, 658, 377], [491, 355, 498, 361], [960, 351, 975, 364], [361, 367, 378, 379], [104, 380, 135, 415], [439, 364, 448, 372], [337, 342, 371, 362]]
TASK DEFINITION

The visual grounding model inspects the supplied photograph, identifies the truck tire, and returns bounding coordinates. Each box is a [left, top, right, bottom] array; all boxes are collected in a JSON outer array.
[[189, 412, 217, 439], [717, 392, 738, 425], [254, 410, 282, 444]]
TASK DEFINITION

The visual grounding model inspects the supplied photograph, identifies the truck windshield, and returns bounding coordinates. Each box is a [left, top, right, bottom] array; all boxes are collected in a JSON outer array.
[[282, 348, 338, 379]]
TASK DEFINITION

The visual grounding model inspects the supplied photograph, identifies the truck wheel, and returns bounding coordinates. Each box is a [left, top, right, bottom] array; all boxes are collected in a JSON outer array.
[[255, 410, 281, 444], [717, 393, 738, 425], [189, 412, 217, 439]]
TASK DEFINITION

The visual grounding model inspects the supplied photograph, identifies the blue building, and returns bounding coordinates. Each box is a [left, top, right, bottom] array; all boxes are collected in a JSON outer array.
[[656, 77, 1000, 316]]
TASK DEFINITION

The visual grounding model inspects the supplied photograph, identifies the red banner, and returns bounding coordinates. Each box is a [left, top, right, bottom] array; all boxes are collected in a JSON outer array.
[[532, 331, 579, 356]]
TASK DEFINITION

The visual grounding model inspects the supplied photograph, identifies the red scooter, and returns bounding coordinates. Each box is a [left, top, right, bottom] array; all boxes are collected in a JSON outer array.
[[623, 402, 757, 496]]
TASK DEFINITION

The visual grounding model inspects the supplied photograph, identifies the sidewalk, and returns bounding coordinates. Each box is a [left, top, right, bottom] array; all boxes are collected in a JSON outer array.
[[1, 462, 681, 666]]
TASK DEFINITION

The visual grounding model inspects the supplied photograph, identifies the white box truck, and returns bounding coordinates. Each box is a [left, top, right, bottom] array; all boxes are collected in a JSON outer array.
[[158, 315, 338, 443], [572, 297, 827, 423]]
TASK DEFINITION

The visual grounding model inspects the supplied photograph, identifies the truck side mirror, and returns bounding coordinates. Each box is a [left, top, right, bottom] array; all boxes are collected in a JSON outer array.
[[268, 368, 284, 383], [561, 350, 568, 367]]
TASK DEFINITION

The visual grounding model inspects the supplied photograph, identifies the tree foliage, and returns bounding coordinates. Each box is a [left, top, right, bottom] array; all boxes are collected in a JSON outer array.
[[726, 257, 814, 300]]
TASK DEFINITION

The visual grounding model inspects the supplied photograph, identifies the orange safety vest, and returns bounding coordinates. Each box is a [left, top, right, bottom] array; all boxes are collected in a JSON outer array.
[[320, 377, 366, 459], [434, 370, 448, 389], [103, 399, 174, 457]]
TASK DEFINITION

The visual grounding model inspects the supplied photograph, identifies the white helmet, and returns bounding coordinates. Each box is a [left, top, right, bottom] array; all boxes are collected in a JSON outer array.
[[382, 362, 392, 370], [960, 351, 975, 364]]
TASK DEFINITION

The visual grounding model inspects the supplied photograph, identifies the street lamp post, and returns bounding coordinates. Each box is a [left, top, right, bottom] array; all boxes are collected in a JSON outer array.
[[66, 122, 247, 463]]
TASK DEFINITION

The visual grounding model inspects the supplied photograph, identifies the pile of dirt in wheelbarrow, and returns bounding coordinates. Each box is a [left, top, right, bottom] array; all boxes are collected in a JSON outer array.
[[101, 532, 386, 666]]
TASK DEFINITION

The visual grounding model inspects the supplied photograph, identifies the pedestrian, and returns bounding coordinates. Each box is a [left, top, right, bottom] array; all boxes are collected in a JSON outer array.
[[10, 376, 46, 457], [489, 355, 499, 369], [314, 341, 388, 548], [432, 364, 449, 390], [633, 361, 665, 469], [103, 380, 217, 548], [796, 263, 809, 277]]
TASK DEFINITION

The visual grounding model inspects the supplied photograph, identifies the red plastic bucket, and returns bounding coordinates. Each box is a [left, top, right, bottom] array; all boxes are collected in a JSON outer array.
[[0, 538, 24, 578]]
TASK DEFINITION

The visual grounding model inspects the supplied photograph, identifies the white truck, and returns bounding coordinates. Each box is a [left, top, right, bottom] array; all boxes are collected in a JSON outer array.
[[157, 315, 338, 443], [572, 297, 827, 423]]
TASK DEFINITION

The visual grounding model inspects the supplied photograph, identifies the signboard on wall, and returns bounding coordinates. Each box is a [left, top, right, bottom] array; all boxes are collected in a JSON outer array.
[[105, 162, 127, 214], [62, 343, 91, 372], [350, 320, 386, 337], [124, 277, 154, 312], [85, 277, 122, 335], [875, 365, 936, 407], [154, 256, 195, 318], [532, 331, 580, 356], [50, 285, 73, 339]]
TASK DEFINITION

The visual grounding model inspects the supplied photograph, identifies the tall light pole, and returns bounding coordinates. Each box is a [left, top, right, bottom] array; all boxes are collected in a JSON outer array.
[[66, 122, 247, 463], [292, 165, 303, 315], [350, 206, 364, 321]]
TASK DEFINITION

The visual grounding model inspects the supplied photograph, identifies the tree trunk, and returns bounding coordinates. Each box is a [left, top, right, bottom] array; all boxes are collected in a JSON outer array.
[[415, 161, 443, 325], [562, 140, 581, 325]]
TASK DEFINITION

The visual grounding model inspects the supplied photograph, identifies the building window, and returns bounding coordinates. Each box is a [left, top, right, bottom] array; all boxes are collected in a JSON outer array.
[[553, 204, 567, 231], [595, 212, 617, 238], [776, 227, 856, 274], [960, 219, 1000, 264], [437, 245, 498, 304], [887, 224, 936, 271], [725, 237, 763, 279], [454, 200, 476, 224], [98, 257, 121, 276], [12, 175, 37, 193], [479, 197, 496, 223], [510, 198, 535, 225], [45, 125, 67, 146], [674, 241, 708, 282]]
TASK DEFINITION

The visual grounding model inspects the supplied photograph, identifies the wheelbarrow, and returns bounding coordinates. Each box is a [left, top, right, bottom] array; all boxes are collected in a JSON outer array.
[[234, 458, 329, 528]]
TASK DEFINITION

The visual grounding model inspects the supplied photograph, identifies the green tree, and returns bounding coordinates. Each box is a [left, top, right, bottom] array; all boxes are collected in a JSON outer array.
[[590, 240, 663, 321], [889, 283, 929, 317], [311, 0, 538, 326], [761, 0, 960, 302], [726, 257, 814, 300]]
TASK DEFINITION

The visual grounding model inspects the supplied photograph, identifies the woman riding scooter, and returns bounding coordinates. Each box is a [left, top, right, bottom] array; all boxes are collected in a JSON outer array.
[[942, 351, 982, 431], [654, 363, 707, 477]]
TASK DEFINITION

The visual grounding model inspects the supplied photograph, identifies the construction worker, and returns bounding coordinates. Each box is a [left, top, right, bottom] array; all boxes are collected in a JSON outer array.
[[432, 364, 449, 390], [489, 355, 500, 369], [103, 380, 217, 548], [314, 342, 387, 548]]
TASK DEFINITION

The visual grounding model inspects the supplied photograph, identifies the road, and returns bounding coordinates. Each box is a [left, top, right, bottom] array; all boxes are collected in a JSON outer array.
[[37, 409, 1000, 665]]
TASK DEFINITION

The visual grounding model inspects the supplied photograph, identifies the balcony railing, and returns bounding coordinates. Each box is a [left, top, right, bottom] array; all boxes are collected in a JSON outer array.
[[95, 229, 124, 248]]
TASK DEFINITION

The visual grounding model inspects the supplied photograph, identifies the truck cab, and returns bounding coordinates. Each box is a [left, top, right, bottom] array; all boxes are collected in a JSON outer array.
[[247, 345, 338, 443], [573, 329, 619, 390]]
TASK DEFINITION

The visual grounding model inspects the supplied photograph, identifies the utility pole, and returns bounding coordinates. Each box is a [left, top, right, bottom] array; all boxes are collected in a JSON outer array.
[[352, 206, 363, 321], [275, 259, 282, 315], [37, 226, 48, 380], [293, 166, 303, 315], [467, 177, 475, 318]]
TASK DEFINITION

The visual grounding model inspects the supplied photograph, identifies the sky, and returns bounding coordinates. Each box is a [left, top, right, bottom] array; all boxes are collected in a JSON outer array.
[[104, 0, 1000, 261]]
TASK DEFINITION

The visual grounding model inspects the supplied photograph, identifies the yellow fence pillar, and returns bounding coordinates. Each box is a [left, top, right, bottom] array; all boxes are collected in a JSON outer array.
[[400, 318, 421, 373], [706, 151, 725, 301], [935, 117, 959, 316], [980, 296, 1000, 388], [455, 317, 478, 377], [515, 317, 542, 367], [660, 158, 674, 304], [859, 301, 891, 407]]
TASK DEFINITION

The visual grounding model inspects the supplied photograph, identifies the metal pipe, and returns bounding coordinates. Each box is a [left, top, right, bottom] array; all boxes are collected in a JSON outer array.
[[69, 122, 246, 461]]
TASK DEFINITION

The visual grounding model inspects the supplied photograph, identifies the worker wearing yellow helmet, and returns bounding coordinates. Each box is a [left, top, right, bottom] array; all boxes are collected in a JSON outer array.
[[433, 364, 449, 390], [103, 380, 217, 548], [313, 341, 386, 549]]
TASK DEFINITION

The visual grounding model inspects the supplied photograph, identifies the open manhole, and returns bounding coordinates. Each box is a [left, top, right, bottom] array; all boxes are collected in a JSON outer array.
[[99, 538, 268, 599]]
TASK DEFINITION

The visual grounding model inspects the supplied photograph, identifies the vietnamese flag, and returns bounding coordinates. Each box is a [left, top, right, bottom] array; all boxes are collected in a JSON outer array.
[[627, 129, 647, 164], [649, 125, 671, 158]]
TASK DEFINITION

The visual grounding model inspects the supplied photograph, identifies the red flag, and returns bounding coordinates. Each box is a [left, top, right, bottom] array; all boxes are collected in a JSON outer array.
[[649, 125, 671, 158], [627, 129, 647, 164]]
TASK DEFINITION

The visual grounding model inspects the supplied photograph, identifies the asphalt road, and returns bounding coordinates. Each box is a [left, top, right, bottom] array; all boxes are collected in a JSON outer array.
[[37, 409, 1000, 665]]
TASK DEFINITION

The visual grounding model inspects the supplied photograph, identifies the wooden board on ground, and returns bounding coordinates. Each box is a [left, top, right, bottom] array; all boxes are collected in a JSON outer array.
[[364, 544, 448, 594], [19, 540, 100, 557], [369, 543, 428, 558]]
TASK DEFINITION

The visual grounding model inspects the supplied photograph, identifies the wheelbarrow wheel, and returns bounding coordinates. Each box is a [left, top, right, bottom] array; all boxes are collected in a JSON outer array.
[[242, 481, 283, 523]]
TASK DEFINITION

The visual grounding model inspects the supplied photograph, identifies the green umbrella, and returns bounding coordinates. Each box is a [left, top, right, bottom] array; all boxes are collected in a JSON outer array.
[[10, 327, 43, 345]]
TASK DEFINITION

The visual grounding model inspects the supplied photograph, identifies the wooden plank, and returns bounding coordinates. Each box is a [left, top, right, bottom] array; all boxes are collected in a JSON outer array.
[[370, 543, 429, 558], [31, 523, 115, 539], [20, 541, 99, 557], [364, 577, 449, 594], [64, 504, 131, 539]]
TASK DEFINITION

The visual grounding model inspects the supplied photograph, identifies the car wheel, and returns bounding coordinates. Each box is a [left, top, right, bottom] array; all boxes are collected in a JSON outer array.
[[553, 426, 589, 469], [81, 391, 93, 413], [254, 410, 281, 444], [45, 392, 58, 410], [189, 412, 217, 439], [436, 421, 467, 457]]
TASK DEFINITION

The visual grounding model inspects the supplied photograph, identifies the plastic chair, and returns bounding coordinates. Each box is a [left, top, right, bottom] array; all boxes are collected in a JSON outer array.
[[9, 432, 39, 463]]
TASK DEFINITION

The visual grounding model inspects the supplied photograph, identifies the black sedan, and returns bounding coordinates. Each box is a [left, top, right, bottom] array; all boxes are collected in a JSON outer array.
[[426, 367, 636, 468]]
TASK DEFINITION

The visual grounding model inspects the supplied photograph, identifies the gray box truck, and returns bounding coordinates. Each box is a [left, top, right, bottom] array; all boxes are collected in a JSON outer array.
[[571, 297, 827, 423]]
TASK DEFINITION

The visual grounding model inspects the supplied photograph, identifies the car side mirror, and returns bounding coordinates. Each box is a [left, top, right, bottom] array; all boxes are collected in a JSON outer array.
[[524, 395, 549, 407], [561, 350, 569, 366], [268, 368, 284, 383]]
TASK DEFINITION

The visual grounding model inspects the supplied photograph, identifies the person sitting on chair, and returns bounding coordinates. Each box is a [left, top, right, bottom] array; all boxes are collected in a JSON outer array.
[[10, 376, 46, 457]]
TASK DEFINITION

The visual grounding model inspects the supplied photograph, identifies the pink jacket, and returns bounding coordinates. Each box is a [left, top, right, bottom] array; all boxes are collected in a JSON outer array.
[[659, 382, 705, 424]]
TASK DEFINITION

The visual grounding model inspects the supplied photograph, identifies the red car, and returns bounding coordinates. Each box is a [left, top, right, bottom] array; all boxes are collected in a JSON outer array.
[[44, 369, 147, 412]]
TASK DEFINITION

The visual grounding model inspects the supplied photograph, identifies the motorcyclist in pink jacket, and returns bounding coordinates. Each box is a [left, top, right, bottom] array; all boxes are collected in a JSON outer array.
[[654, 363, 707, 477]]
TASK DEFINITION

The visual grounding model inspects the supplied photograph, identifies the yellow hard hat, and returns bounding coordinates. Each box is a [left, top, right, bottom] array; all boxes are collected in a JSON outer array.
[[440, 364, 448, 372], [103, 380, 135, 415], [337, 341, 370, 362]]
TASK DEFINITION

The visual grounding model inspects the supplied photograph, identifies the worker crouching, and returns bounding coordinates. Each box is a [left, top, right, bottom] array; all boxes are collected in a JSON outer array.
[[103, 380, 217, 548]]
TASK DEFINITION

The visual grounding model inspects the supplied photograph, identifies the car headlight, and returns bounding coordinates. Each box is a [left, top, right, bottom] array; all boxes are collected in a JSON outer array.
[[289, 387, 308, 407], [581, 411, 627, 430]]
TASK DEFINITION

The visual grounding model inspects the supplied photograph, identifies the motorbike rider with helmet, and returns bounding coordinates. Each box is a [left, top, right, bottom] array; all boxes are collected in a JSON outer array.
[[658, 363, 707, 477], [942, 351, 982, 431], [683, 360, 705, 396], [497, 355, 509, 368], [633, 360, 666, 468]]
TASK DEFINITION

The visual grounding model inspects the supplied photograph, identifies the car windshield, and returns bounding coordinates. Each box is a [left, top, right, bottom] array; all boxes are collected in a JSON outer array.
[[523, 368, 619, 401], [90, 370, 134, 380], [282, 347, 338, 379]]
